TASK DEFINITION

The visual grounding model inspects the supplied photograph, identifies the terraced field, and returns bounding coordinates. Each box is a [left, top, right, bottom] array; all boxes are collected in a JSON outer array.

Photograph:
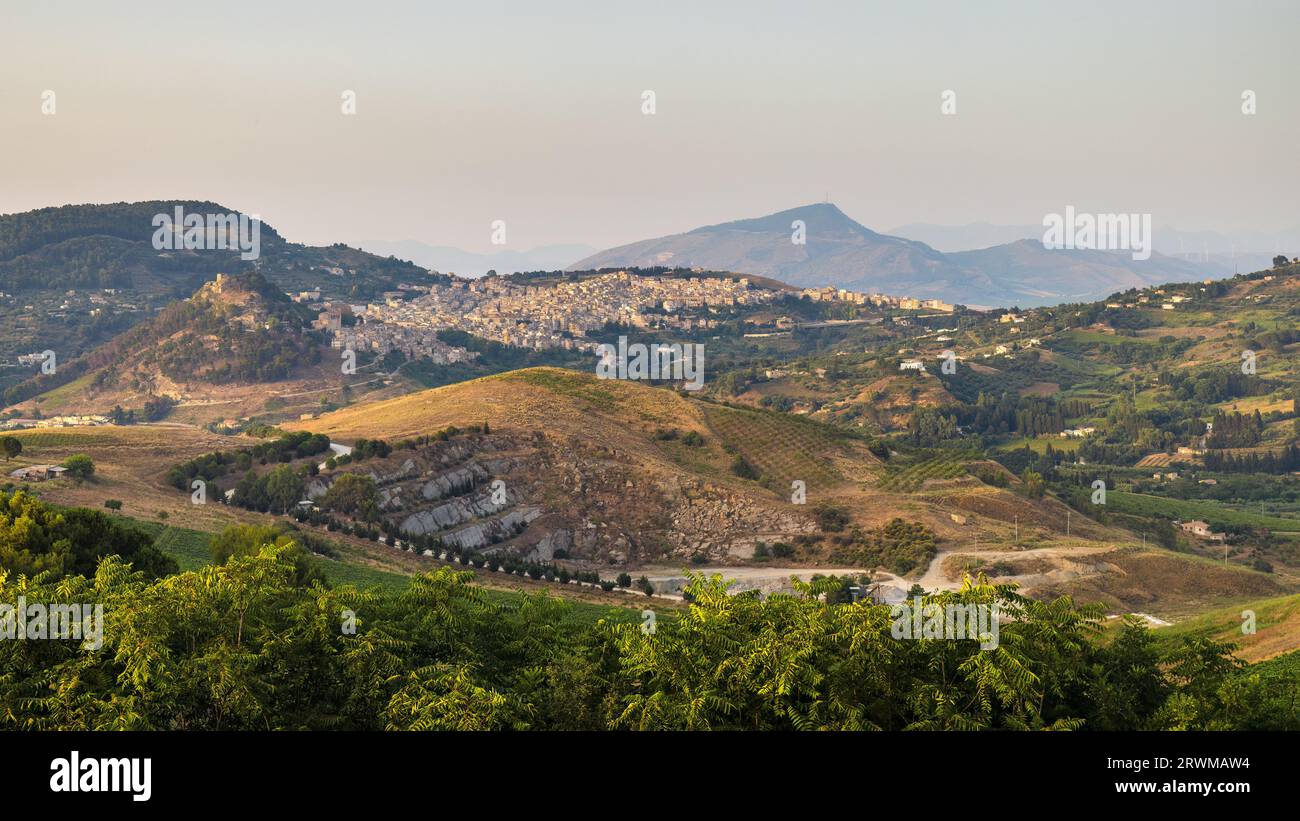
[[877, 453, 971, 492], [1135, 453, 1178, 468], [701, 402, 847, 491]]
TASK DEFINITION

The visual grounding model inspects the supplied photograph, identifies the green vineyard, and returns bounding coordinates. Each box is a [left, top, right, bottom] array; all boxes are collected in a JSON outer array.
[[9, 429, 115, 448], [876, 454, 970, 492], [702, 402, 844, 491]]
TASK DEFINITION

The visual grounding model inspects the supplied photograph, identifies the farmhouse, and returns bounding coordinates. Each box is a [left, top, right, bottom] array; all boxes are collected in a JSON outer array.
[[1061, 427, 1096, 438], [1179, 519, 1226, 542], [9, 464, 68, 481]]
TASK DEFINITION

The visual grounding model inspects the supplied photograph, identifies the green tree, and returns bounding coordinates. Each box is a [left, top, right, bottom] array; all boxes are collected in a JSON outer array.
[[61, 454, 95, 480], [264, 464, 306, 514], [209, 523, 324, 587], [0, 490, 174, 579], [320, 472, 378, 518], [1021, 468, 1045, 499], [1, 436, 21, 460]]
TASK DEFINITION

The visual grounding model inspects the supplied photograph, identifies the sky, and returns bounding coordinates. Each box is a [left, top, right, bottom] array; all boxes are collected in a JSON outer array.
[[1, 0, 1296, 253]]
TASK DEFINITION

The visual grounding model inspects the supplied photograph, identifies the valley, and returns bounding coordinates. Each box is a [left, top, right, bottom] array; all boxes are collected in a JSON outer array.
[[3, 200, 1298, 736]]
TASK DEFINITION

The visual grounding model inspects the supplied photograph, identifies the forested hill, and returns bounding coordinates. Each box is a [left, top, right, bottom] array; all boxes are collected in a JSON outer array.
[[0, 201, 283, 260], [0, 201, 444, 368], [0, 200, 439, 300], [3, 271, 325, 405]]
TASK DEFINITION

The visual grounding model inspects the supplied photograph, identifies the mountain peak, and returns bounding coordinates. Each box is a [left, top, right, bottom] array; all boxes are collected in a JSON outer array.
[[690, 202, 873, 237], [569, 202, 1233, 306]]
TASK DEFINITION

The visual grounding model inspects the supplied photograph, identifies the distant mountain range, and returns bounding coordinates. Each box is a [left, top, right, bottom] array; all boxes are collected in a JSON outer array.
[[888, 220, 1291, 275], [890, 220, 1300, 255], [355, 240, 598, 277], [571, 204, 1253, 307]]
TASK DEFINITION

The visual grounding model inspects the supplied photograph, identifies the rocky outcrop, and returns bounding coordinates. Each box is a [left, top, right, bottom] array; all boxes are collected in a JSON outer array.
[[398, 486, 519, 535], [437, 506, 542, 551], [322, 431, 820, 567], [419, 462, 490, 501]]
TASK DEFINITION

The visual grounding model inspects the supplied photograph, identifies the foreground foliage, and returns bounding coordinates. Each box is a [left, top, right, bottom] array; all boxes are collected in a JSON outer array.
[[3, 542, 1294, 731]]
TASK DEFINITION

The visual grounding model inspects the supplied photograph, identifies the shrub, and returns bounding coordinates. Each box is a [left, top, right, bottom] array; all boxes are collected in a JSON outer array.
[[731, 456, 760, 480], [814, 502, 850, 532], [61, 454, 95, 480]]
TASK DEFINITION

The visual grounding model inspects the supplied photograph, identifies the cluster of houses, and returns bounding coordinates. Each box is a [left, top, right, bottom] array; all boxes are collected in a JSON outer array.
[[800, 286, 954, 313], [1105, 288, 1198, 311], [362, 271, 773, 353], [1060, 427, 1096, 439], [0, 415, 110, 431]]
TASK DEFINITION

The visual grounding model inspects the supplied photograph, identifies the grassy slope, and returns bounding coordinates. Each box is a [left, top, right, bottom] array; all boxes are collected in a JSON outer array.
[[1107, 491, 1300, 532], [124, 517, 647, 625], [1110, 592, 1300, 664]]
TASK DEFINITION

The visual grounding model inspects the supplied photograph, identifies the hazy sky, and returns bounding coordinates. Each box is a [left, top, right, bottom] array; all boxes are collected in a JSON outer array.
[[2, 0, 1296, 252]]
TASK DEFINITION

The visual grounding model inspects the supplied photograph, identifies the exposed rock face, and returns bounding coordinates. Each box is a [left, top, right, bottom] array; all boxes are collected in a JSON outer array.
[[305, 476, 331, 499], [666, 480, 819, 558], [399, 487, 517, 535], [420, 463, 491, 501], [319, 430, 817, 567], [438, 506, 542, 551]]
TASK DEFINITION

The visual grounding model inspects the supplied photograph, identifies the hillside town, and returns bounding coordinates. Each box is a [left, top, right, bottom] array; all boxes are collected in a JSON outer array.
[[315, 271, 780, 355], [302, 271, 964, 359]]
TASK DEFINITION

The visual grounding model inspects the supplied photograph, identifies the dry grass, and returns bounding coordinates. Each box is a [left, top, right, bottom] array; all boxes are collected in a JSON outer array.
[[1043, 548, 1290, 620], [5, 424, 267, 531]]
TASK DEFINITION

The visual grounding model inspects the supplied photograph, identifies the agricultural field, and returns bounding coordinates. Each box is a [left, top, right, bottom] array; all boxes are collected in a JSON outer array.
[[3, 423, 267, 532], [1106, 491, 1300, 532], [701, 401, 856, 491], [996, 436, 1083, 454], [1061, 329, 1161, 346], [129, 520, 214, 572], [877, 452, 972, 492], [8, 428, 118, 448], [25, 373, 97, 413]]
